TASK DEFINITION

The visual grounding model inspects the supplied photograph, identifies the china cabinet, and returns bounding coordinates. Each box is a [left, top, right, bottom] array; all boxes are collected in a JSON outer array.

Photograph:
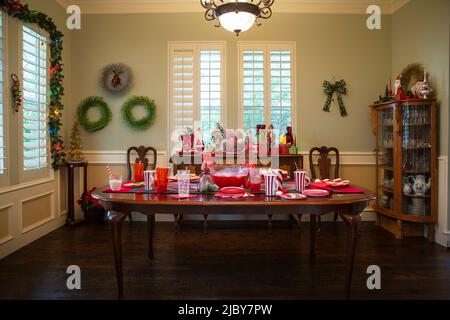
[[370, 99, 437, 241]]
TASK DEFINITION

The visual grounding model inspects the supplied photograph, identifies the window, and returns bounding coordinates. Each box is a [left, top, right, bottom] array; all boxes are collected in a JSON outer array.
[[0, 12, 6, 183], [169, 42, 225, 147], [238, 42, 296, 138], [21, 26, 49, 174]]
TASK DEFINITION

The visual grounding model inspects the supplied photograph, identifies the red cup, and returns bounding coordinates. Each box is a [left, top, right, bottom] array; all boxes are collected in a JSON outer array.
[[133, 162, 145, 182], [156, 167, 170, 193], [250, 182, 261, 193]]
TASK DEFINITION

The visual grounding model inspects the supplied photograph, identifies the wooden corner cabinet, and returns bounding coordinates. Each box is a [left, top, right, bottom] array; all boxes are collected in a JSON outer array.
[[370, 99, 437, 241]]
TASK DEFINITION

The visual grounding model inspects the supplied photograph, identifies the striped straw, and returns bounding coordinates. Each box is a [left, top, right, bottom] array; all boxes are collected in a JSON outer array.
[[106, 166, 113, 176]]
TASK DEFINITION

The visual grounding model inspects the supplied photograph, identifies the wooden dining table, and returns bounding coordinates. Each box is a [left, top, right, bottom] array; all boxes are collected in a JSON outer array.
[[93, 187, 375, 300]]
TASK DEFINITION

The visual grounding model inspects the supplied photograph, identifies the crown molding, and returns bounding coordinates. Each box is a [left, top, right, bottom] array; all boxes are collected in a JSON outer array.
[[56, 0, 410, 15]]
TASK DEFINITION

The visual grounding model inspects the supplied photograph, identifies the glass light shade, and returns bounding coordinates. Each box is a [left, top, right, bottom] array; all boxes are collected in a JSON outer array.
[[218, 11, 256, 33]]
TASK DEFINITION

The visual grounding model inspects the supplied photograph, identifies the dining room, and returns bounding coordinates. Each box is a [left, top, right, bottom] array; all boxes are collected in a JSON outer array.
[[0, 0, 449, 306]]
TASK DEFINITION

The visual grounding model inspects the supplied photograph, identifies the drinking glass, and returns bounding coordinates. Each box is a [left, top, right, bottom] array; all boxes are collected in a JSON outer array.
[[156, 167, 170, 193], [109, 175, 123, 191], [177, 170, 190, 198], [249, 167, 261, 193], [133, 162, 144, 182]]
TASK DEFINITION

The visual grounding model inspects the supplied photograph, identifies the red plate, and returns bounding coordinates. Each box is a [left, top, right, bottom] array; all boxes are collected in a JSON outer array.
[[303, 189, 330, 197], [219, 187, 246, 195]]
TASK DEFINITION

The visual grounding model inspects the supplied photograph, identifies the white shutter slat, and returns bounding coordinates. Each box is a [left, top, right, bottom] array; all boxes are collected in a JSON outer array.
[[22, 26, 48, 172], [170, 49, 195, 133]]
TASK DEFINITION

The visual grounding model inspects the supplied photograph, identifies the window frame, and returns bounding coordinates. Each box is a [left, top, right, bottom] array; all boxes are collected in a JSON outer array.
[[0, 12, 8, 187], [18, 22, 51, 183], [168, 41, 227, 151], [237, 41, 297, 138]]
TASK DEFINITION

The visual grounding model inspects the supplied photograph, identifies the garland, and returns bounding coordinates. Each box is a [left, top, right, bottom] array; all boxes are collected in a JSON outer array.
[[401, 63, 424, 92], [121, 96, 156, 130], [1, 0, 65, 169], [322, 79, 348, 117], [10, 74, 21, 112], [77, 96, 112, 133]]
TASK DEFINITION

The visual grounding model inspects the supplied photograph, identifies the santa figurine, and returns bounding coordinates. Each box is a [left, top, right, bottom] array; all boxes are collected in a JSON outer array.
[[394, 75, 405, 100]]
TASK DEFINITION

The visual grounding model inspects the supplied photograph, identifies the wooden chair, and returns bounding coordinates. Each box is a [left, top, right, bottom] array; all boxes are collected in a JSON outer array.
[[126, 146, 157, 221], [126, 146, 157, 180], [306, 146, 340, 229]]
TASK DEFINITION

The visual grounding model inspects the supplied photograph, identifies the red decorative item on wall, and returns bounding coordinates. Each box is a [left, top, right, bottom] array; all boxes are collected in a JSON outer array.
[[11, 74, 22, 113]]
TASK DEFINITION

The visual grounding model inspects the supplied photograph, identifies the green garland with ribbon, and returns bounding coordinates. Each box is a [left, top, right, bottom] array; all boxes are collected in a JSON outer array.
[[322, 79, 348, 117], [77, 96, 112, 133], [1, 0, 66, 169], [121, 96, 156, 130]]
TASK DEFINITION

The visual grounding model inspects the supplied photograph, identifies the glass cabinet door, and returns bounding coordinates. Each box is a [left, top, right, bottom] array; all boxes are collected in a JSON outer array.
[[401, 103, 432, 216], [377, 107, 395, 212]]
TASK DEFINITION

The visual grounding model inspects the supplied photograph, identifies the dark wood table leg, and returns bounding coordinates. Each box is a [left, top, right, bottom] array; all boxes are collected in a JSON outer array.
[[297, 214, 303, 233], [203, 214, 208, 234], [340, 212, 361, 300], [147, 214, 154, 260], [267, 214, 273, 234], [107, 211, 128, 300], [173, 214, 179, 233], [310, 215, 316, 261]]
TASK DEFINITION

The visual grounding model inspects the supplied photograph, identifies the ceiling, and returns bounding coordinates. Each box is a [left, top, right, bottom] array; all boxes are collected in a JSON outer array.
[[56, 0, 411, 15]]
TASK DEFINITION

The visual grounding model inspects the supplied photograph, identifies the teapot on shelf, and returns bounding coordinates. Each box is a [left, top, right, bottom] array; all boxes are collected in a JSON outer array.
[[408, 175, 431, 196]]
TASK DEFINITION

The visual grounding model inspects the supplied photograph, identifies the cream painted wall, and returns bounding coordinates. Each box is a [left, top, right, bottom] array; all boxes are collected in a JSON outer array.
[[392, 0, 449, 156], [70, 12, 392, 153]]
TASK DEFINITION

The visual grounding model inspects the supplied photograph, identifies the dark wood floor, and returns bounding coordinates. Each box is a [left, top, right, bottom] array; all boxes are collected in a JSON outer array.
[[0, 220, 449, 300]]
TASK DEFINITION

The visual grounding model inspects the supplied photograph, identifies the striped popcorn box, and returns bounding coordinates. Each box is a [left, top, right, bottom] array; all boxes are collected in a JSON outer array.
[[264, 174, 278, 197], [275, 169, 283, 191], [144, 170, 156, 191], [294, 170, 308, 193]]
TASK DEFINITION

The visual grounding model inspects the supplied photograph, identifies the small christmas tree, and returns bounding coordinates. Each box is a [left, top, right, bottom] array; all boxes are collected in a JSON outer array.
[[68, 122, 85, 162]]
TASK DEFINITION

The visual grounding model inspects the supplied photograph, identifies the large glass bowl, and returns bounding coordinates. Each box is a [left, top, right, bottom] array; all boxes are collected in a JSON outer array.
[[213, 167, 248, 188]]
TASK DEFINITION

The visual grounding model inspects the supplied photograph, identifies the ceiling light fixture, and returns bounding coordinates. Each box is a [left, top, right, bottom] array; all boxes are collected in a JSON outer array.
[[200, 0, 275, 36]]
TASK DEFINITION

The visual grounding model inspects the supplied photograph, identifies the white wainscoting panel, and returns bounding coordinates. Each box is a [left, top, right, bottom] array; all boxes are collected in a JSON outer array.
[[436, 156, 449, 247]]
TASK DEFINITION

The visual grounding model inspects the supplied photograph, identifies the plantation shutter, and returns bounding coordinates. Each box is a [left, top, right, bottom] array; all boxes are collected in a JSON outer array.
[[270, 50, 292, 138], [239, 42, 295, 136], [242, 50, 265, 132], [170, 49, 195, 134], [0, 13, 5, 176], [199, 50, 221, 142], [22, 26, 48, 171]]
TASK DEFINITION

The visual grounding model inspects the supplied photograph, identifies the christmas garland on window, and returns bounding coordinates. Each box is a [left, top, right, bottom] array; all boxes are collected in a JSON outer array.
[[1, 0, 66, 169]]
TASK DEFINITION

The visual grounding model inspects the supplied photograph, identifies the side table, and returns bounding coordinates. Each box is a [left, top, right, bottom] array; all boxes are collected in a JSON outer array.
[[66, 160, 88, 226]]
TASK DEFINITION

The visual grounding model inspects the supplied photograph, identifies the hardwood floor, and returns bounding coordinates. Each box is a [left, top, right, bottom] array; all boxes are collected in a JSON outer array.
[[0, 220, 449, 300]]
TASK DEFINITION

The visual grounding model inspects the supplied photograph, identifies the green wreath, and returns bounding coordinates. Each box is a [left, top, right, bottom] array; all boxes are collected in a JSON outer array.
[[121, 96, 156, 130], [77, 96, 112, 132]]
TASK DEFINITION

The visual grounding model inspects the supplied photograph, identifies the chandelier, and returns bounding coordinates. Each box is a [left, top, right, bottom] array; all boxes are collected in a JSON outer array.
[[200, 0, 275, 35]]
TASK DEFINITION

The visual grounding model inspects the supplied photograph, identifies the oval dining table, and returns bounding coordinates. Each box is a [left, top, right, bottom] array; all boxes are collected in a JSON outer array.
[[93, 187, 376, 300]]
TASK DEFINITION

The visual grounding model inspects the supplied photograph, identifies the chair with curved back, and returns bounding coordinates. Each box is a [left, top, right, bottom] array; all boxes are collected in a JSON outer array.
[[306, 146, 340, 229], [126, 146, 157, 221]]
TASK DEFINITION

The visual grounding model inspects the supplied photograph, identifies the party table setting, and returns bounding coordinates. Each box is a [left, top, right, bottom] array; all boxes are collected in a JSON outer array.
[[102, 164, 366, 200]]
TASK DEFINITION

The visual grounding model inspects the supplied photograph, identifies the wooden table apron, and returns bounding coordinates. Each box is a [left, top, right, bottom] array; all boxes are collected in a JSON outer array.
[[93, 188, 375, 300]]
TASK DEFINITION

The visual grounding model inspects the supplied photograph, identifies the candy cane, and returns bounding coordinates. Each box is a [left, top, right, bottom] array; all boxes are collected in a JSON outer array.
[[106, 166, 113, 176]]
